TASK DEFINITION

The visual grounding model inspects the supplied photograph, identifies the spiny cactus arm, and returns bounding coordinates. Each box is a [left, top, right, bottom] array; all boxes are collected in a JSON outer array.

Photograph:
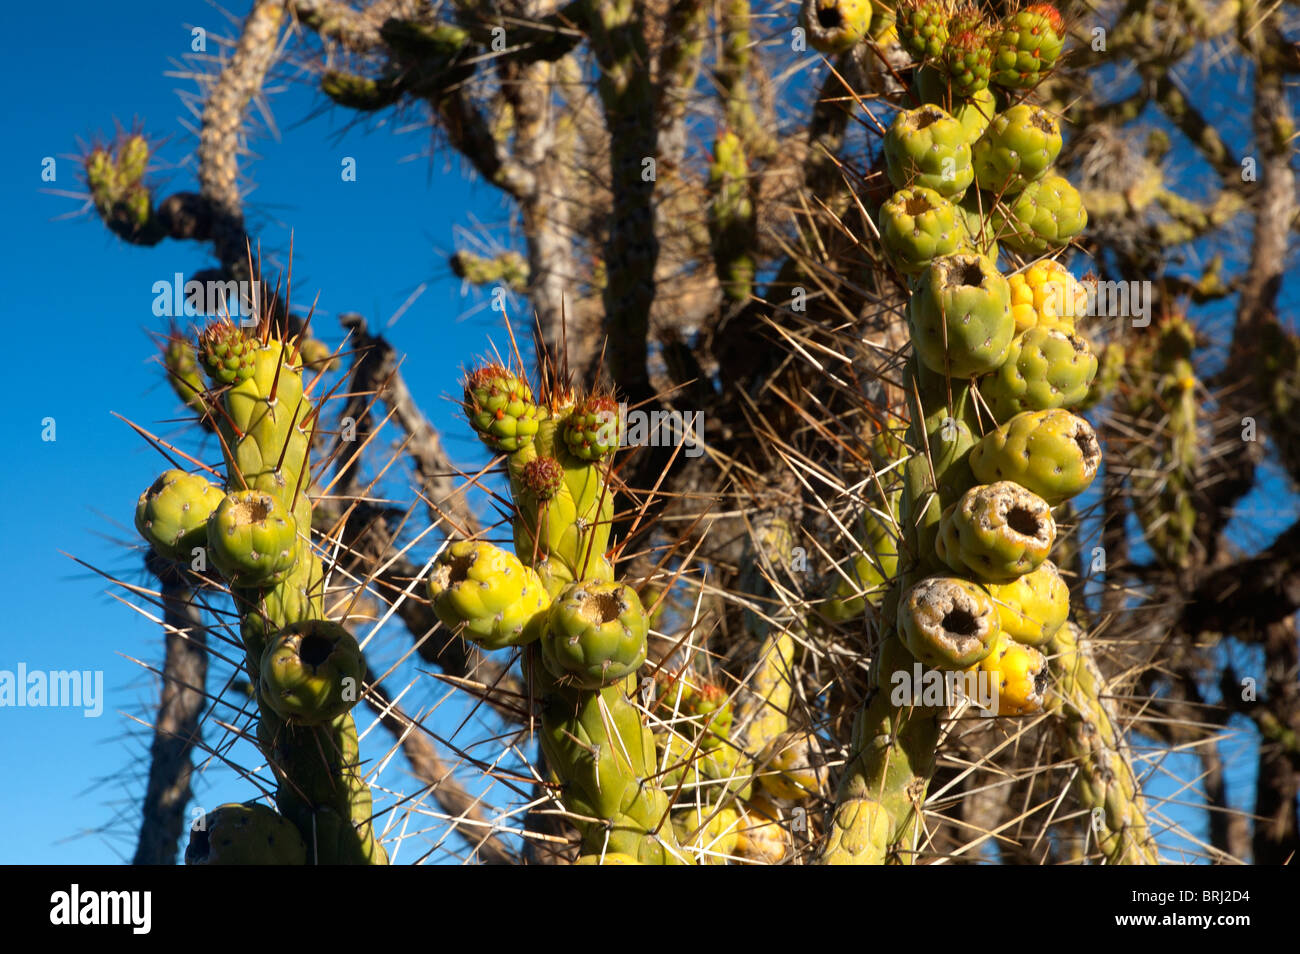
[[198, 0, 285, 276], [579, 0, 659, 401], [655, 0, 707, 126], [449, 249, 530, 293], [290, 0, 389, 51], [363, 673, 516, 864], [1047, 623, 1159, 864], [717, 0, 771, 158], [133, 554, 210, 865]]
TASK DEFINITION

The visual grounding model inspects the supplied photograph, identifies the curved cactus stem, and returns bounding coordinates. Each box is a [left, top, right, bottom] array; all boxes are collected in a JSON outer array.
[[1047, 623, 1159, 864]]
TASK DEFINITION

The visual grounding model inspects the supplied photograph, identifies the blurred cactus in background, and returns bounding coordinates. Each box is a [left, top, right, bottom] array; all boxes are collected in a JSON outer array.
[[75, 0, 1299, 865]]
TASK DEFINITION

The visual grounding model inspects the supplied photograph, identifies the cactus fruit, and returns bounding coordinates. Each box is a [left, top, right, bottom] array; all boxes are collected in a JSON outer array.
[[900, 576, 1000, 669], [542, 581, 650, 689], [990, 3, 1066, 90], [993, 174, 1088, 257], [801, 0, 874, 53], [896, 0, 954, 60], [673, 804, 742, 862], [562, 394, 621, 461], [135, 469, 222, 563], [184, 802, 307, 866], [427, 541, 551, 650], [971, 104, 1062, 195], [758, 732, 828, 801], [952, 86, 997, 143], [936, 481, 1056, 582], [985, 559, 1069, 646], [970, 408, 1101, 504], [463, 364, 540, 453], [941, 26, 993, 99], [980, 326, 1098, 420], [978, 631, 1048, 715], [878, 186, 966, 276], [1008, 259, 1088, 333], [908, 252, 1014, 377], [883, 105, 975, 199], [259, 620, 365, 726], [205, 489, 298, 586], [197, 320, 257, 386]]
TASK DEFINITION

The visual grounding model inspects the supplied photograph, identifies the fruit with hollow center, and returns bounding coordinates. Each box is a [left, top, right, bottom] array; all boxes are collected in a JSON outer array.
[[936, 481, 1056, 581], [259, 620, 365, 725], [972, 104, 1062, 195], [969, 408, 1101, 504], [135, 469, 222, 563], [205, 489, 299, 586], [879, 186, 966, 276], [801, 0, 875, 53], [900, 576, 1000, 669], [542, 581, 649, 689], [427, 541, 551, 650], [908, 252, 1014, 377], [184, 802, 307, 865], [884, 105, 974, 199]]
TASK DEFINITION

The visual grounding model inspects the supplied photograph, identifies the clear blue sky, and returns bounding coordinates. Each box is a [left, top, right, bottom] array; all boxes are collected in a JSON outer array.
[[2, 1, 1291, 864], [1, 0, 515, 863]]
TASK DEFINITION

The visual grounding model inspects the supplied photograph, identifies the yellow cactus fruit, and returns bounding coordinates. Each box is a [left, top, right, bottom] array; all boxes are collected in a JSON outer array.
[[735, 796, 789, 864], [978, 631, 1049, 715], [985, 559, 1070, 646], [1008, 260, 1088, 334]]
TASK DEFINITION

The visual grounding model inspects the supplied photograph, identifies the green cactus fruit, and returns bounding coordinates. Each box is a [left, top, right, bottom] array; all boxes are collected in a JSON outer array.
[[900, 576, 1000, 670], [969, 408, 1101, 504], [297, 337, 339, 372], [84, 147, 116, 200], [427, 541, 551, 650], [896, 0, 954, 60], [205, 489, 299, 586], [980, 326, 1098, 420], [935, 481, 1056, 582], [185, 802, 307, 865], [522, 455, 565, 501], [942, 26, 992, 99], [972, 104, 1062, 195], [956, 193, 1000, 260], [991, 3, 1065, 89], [259, 620, 365, 726], [562, 394, 621, 461], [993, 173, 1088, 256], [463, 364, 540, 453], [801, 0, 874, 53], [197, 320, 257, 386], [883, 105, 974, 199], [135, 469, 223, 563], [908, 252, 1014, 377], [985, 559, 1068, 646], [117, 134, 151, 185], [879, 186, 966, 276], [163, 333, 207, 415], [542, 581, 649, 689]]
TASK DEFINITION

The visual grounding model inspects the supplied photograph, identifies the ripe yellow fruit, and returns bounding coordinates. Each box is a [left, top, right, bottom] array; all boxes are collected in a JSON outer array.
[[978, 632, 1048, 715], [1008, 260, 1088, 334]]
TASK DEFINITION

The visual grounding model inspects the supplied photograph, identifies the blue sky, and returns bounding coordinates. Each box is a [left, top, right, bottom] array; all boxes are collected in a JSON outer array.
[[1, 0, 515, 863]]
